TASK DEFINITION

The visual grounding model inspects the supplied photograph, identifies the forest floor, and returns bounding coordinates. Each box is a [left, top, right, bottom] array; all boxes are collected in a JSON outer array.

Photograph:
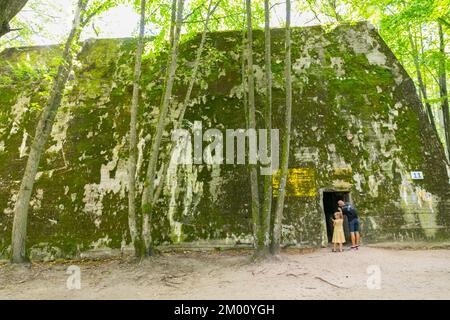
[[1, 245, 450, 299]]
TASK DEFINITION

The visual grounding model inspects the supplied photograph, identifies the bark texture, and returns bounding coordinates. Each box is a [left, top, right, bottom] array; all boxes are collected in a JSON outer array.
[[245, 0, 261, 248], [140, 0, 185, 256], [11, 0, 88, 263], [0, 0, 28, 38], [272, 0, 292, 255], [128, 0, 146, 257]]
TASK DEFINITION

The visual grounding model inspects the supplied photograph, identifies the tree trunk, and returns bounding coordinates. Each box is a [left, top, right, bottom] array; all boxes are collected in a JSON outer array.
[[241, 5, 248, 128], [140, 0, 184, 256], [11, 0, 88, 263], [173, 0, 216, 133], [438, 23, 450, 160], [0, 0, 28, 38], [408, 26, 439, 135], [257, 0, 272, 257], [128, 0, 147, 257], [169, 0, 177, 47], [147, 0, 219, 206], [271, 0, 292, 256], [245, 0, 261, 250]]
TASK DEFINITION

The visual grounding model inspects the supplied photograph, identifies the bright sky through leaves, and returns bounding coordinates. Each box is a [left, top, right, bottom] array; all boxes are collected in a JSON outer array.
[[3, 0, 326, 47]]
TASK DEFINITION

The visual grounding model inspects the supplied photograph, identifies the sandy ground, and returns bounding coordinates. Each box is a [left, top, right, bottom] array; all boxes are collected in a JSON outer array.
[[1, 246, 449, 300]]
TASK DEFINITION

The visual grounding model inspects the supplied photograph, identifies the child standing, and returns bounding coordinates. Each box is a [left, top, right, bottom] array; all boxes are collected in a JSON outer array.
[[332, 209, 346, 252]]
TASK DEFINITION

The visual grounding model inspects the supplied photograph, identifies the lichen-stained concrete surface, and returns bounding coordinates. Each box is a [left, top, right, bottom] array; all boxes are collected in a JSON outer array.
[[1, 247, 450, 299], [2, 23, 449, 256]]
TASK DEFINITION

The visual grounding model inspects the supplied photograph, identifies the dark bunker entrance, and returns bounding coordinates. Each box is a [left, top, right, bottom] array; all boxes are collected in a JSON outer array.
[[322, 191, 351, 243]]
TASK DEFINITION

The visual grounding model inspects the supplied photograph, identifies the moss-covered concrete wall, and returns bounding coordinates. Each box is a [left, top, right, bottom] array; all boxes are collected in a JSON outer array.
[[0, 22, 449, 259]]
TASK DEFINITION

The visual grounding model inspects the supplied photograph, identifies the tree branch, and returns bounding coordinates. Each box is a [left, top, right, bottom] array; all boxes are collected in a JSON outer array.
[[0, 0, 29, 38], [80, 1, 109, 27], [438, 18, 450, 29]]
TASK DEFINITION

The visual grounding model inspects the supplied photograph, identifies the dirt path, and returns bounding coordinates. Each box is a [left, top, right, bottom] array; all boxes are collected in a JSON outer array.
[[1, 247, 449, 299]]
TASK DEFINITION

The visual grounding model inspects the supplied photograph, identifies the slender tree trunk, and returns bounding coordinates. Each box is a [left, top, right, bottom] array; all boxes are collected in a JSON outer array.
[[140, 0, 184, 256], [173, 0, 216, 133], [148, 0, 220, 205], [257, 0, 272, 257], [11, 0, 88, 263], [241, 5, 248, 128], [128, 0, 146, 257], [438, 23, 450, 160], [271, 0, 292, 256], [169, 0, 177, 47], [245, 0, 261, 250], [408, 26, 438, 135]]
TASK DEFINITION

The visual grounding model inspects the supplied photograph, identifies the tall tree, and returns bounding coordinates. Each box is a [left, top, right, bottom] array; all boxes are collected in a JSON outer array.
[[408, 25, 439, 135], [272, 0, 292, 256], [438, 22, 450, 159], [10, 0, 89, 263], [257, 0, 272, 257], [245, 0, 261, 252], [169, 0, 177, 46], [140, 0, 185, 256], [241, 2, 249, 146], [128, 0, 147, 257], [0, 0, 28, 38], [149, 0, 220, 206]]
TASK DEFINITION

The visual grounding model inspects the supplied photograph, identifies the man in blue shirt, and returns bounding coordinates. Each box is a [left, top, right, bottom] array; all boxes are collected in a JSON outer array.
[[338, 200, 360, 250]]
